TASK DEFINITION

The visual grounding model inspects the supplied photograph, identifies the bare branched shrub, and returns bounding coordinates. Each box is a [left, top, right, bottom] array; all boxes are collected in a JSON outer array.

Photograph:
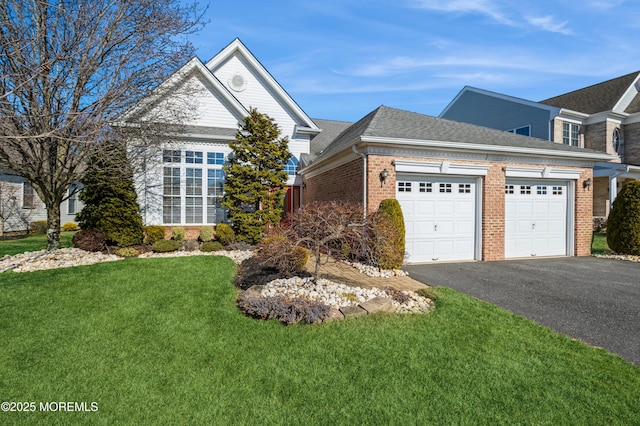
[[256, 231, 310, 275], [237, 293, 330, 325]]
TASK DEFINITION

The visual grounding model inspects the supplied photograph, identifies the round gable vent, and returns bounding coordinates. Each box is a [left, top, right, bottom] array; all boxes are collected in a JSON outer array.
[[228, 73, 247, 92]]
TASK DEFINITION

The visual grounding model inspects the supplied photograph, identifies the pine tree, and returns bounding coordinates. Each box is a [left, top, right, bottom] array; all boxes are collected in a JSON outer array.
[[223, 108, 291, 243], [76, 141, 144, 247]]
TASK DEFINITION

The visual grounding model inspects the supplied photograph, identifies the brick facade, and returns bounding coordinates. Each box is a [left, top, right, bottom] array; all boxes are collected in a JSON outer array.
[[624, 121, 640, 165], [304, 154, 593, 261], [303, 158, 364, 206]]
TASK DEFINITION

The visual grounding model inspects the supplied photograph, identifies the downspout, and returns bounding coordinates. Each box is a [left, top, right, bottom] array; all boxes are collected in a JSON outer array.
[[352, 145, 367, 220]]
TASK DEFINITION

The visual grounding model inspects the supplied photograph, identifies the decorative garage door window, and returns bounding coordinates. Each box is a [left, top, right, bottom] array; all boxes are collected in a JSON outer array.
[[505, 181, 568, 258], [396, 177, 477, 263]]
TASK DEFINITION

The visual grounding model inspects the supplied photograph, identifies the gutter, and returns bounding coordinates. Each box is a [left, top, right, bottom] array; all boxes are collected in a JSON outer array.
[[352, 145, 367, 220]]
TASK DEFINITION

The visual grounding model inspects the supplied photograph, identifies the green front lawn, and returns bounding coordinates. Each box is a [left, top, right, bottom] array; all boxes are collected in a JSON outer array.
[[0, 232, 75, 256], [0, 256, 637, 425], [592, 231, 612, 254]]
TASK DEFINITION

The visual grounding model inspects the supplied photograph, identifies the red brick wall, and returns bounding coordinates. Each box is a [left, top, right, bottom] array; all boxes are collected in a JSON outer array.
[[304, 153, 593, 261], [575, 168, 594, 256], [482, 164, 506, 261], [303, 158, 364, 205]]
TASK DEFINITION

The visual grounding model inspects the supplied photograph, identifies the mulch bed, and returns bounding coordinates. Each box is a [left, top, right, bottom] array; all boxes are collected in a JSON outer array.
[[233, 256, 311, 290]]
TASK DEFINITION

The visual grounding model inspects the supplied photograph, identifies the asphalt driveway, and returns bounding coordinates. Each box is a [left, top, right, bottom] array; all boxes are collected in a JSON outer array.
[[405, 257, 640, 365]]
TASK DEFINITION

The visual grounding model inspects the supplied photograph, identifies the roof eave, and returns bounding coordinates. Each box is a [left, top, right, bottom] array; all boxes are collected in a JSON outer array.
[[361, 136, 617, 162]]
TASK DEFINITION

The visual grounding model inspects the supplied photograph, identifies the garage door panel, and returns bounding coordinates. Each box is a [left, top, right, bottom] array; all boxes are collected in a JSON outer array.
[[397, 175, 477, 263], [505, 180, 568, 258]]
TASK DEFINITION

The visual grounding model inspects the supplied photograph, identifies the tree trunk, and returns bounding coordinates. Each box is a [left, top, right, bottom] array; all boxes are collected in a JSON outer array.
[[46, 201, 61, 250]]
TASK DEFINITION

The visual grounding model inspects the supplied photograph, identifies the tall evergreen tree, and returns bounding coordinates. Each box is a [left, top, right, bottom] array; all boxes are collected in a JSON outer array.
[[223, 108, 291, 243], [76, 141, 144, 247]]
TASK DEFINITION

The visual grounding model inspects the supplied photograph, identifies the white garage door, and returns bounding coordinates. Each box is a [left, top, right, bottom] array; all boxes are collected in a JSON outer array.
[[505, 181, 568, 258], [396, 175, 477, 263]]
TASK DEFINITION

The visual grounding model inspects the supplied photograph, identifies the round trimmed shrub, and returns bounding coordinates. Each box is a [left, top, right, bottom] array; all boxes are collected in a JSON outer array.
[[171, 226, 185, 242], [199, 225, 214, 242], [151, 239, 181, 253], [62, 222, 79, 232], [115, 247, 139, 257], [607, 181, 640, 255], [144, 226, 166, 245], [201, 241, 223, 252], [72, 229, 107, 252], [215, 223, 236, 246]]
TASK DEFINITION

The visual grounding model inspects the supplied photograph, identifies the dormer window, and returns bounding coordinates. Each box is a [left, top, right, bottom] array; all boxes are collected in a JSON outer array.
[[562, 122, 580, 147]]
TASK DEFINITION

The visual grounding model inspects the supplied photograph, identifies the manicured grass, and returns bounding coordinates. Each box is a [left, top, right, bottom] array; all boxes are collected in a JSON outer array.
[[0, 232, 75, 256], [1, 256, 638, 425], [592, 231, 612, 254]]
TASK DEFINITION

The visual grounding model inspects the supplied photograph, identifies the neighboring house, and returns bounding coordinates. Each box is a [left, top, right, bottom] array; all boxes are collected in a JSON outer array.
[[440, 72, 640, 219], [0, 173, 80, 235]]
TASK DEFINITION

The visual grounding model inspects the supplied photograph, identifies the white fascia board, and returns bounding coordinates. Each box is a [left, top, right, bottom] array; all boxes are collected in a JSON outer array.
[[394, 160, 489, 176], [583, 111, 627, 125], [594, 162, 640, 179], [558, 109, 590, 121], [294, 125, 321, 136], [612, 74, 640, 113], [504, 166, 582, 180], [361, 136, 617, 162], [206, 39, 319, 132]]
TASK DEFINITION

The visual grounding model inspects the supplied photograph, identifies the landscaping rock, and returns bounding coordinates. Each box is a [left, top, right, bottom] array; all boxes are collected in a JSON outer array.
[[359, 296, 394, 314], [324, 307, 345, 322], [244, 285, 264, 299], [339, 305, 368, 318]]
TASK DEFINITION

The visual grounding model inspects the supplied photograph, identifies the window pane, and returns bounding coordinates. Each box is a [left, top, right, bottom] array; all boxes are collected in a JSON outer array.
[[207, 152, 224, 165]]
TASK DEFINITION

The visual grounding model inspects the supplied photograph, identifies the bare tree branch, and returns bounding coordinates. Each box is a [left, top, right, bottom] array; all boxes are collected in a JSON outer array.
[[0, 0, 205, 249]]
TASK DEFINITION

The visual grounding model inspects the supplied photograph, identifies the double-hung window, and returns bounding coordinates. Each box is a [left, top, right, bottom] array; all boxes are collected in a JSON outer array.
[[22, 182, 35, 209], [562, 122, 580, 147]]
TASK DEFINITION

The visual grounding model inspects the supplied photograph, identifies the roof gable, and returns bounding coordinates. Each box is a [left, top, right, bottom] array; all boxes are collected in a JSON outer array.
[[540, 71, 640, 114], [205, 39, 319, 135], [119, 56, 249, 127]]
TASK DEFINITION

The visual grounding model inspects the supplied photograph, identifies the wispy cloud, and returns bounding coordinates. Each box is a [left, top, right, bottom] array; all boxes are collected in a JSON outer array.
[[413, 0, 574, 35], [526, 15, 573, 35], [413, 0, 514, 25]]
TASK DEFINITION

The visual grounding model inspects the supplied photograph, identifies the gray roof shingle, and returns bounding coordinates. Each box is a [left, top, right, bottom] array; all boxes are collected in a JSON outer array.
[[311, 105, 605, 164], [540, 71, 640, 114]]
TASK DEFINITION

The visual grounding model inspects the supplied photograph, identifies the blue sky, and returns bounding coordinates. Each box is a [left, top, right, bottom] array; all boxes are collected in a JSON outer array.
[[190, 0, 640, 122]]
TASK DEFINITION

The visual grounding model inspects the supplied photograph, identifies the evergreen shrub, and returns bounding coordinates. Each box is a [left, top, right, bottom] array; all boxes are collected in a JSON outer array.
[[199, 225, 214, 242], [201, 241, 223, 252], [115, 247, 139, 257], [76, 141, 144, 247], [151, 239, 181, 253], [215, 223, 235, 246], [607, 181, 640, 255], [144, 226, 166, 245], [372, 199, 406, 269], [171, 227, 185, 241]]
